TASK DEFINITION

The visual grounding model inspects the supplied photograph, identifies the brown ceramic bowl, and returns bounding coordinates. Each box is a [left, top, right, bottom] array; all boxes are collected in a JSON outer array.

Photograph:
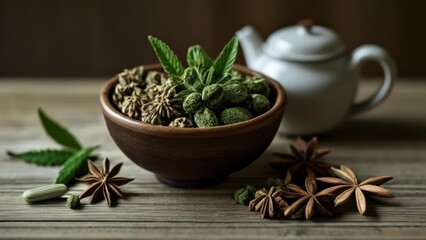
[[100, 64, 286, 188]]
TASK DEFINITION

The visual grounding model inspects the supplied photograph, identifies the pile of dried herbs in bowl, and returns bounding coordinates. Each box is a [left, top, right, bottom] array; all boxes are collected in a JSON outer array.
[[112, 36, 272, 128]]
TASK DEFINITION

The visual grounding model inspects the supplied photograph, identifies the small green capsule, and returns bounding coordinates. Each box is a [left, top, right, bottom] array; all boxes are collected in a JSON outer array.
[[22, 184, 67, 203], [234, 185, 257, 205], [201, 84, 224, 108], [223, 81, 248, 104], [67, 195, 81, 209], [194, 107, 218, 127], [246, 94, 271, 116], [183, 92, 203, 113], [243, 77, 270, 96], [220, 107, 253, 125]]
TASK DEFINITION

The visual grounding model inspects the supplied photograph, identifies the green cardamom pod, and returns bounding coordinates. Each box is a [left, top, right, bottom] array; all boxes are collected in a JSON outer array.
[[201, 84, 224, 108], [245, 94, 271, 116], [234, 185, 257, 205], [220, 107, 253, 125], [194, 107, 218, 127], [22, 184, 67, 203], [223, 81, 248, 104], [67, 195, 81, 209], [183, 92, 203, 113], [243, 77, 270, 97]]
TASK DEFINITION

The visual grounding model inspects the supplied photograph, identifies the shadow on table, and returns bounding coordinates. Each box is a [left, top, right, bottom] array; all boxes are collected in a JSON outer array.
[[324, 118, 426, 142]]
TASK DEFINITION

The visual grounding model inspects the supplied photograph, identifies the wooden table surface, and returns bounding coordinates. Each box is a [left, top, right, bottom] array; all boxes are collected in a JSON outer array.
[[0, 79, 425, 239]]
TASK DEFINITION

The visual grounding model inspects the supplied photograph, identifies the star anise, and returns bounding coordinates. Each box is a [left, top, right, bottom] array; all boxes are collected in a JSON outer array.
[[270, 137, 332, 182], [78, 158, 134, 207], [249, 187, 288, 219], [284, 177, 334, 219], [316, 165, 394, 215]]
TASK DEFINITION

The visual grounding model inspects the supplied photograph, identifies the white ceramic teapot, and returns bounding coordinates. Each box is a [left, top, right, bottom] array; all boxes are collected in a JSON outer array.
[[236, 20, 397, 136]]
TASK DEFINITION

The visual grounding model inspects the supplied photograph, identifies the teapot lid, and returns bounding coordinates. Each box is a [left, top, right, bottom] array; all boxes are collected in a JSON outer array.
[[263, 20, 345, 61]]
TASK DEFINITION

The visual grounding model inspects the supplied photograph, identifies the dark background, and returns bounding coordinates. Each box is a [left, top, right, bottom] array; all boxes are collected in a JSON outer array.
[[0, 0, 425, 77]]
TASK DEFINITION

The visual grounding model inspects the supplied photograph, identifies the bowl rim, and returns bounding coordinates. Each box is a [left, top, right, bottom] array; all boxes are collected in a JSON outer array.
[[100, 64, 287, 137]]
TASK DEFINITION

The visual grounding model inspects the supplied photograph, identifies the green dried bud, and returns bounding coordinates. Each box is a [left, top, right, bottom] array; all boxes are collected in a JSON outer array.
[[229, 69, 243, 80], [67, 195, 80, 209], [223, 81, 248, 104], [202, 84, 224, 108], [243, 77, 270, 96], [194, 107, 218, 128], [234, 185, 257, 205], [245, 94, 271, 116], [220, 107, 253, 125], [183, 92, 203, 113]]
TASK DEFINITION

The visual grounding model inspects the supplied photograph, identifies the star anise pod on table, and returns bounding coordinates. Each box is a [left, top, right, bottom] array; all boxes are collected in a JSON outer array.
[[316, 165, 395, 215], [249, 187, 288, 219], [78, 158, 134, 207], [284, 177, 334, 220], [270, 137, 332, 182]]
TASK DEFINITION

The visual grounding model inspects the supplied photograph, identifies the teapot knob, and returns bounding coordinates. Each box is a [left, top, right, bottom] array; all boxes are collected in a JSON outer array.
[[297, 19, 314, 34]]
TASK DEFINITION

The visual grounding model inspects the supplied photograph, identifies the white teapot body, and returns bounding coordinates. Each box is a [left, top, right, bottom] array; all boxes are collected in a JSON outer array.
[[237, 23, 396, 136]]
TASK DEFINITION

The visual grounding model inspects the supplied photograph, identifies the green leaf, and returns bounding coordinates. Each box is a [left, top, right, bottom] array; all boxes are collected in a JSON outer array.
[[55, 146, 99, 186], [148, 35, 184, 77], [38, 108, 82, 150], [7, 149, 75, 166], [187, 45, 213, 68], [213, 36, 239, 78]]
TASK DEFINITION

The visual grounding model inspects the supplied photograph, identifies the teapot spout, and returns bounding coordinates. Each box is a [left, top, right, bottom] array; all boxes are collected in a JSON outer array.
[[236, 25, 263, 68]]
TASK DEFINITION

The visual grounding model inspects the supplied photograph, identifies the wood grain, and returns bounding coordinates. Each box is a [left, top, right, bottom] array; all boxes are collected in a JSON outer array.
[[0, 79, 425, 239]]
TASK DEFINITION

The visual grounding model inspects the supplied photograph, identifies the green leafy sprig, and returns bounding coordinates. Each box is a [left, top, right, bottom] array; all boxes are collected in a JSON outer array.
[[6, 149, 75, 166], [149, 35, 239, 96], [148, 36, 184, 78], [7, 108, 99, 186]]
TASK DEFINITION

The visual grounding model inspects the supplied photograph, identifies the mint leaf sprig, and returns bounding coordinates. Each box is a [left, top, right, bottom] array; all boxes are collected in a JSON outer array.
[[148, 35, 239, 96], [7, 108, 99, 186]]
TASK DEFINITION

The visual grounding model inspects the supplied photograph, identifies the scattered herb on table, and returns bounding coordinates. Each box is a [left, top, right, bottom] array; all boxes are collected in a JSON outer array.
[[7, 108, 99, 186], [235, 137, 395, 220], [7, 108, 134, 208]]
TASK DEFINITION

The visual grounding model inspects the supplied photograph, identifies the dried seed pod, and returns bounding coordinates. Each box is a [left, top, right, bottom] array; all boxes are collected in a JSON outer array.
[[145, 71, 168, 85], [221, 107, 253, 125], [121, 95, 144, 119], [141, 85, 183, 125], [117, 66, 145, 88], [112, 83, 133, 108], [169, 117, 194, 128], [194, 107, 218, 128]]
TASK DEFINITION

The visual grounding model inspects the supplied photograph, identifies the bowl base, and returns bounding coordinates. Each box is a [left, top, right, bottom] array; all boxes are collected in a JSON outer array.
[[155, 174, 228, 188]]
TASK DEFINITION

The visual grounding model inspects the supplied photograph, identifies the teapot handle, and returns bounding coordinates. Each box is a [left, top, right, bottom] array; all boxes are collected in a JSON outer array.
[[349, 45, 397, 115]]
